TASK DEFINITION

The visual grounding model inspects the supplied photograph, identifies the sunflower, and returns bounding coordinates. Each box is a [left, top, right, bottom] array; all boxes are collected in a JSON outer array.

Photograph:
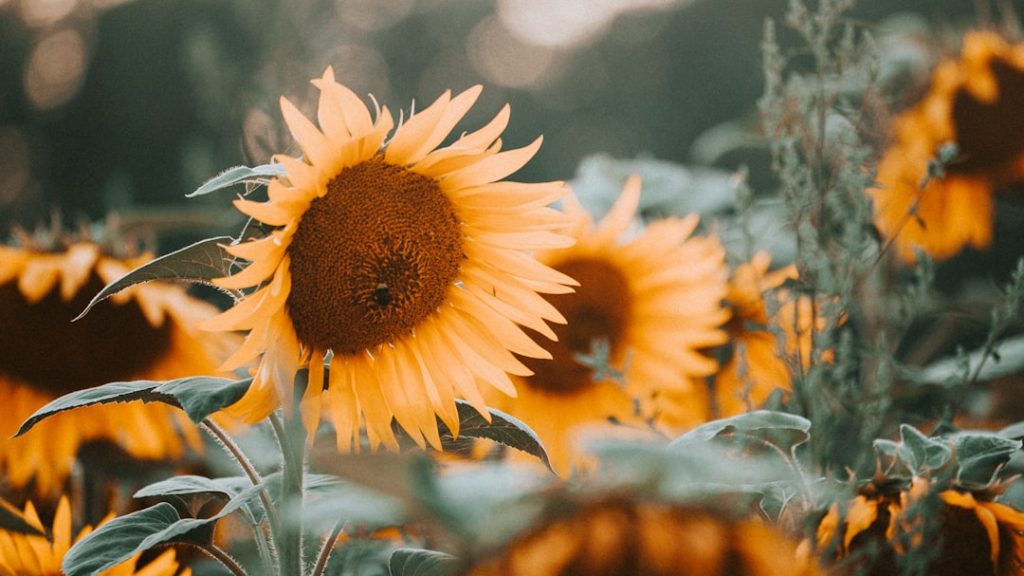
[[715, 251, 808, 417], [203, 67, 576, 451], [869, 31, 1024, 262], [484, 177, 729, 474], [464, 495, 820, 576], [0, 242, 233, 496], [811, 477, 1024, 575], [0, 495, 189, 575]]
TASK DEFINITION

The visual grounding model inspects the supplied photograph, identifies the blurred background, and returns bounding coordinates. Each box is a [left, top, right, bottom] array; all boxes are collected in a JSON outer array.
[[0, 0, 993, 236]]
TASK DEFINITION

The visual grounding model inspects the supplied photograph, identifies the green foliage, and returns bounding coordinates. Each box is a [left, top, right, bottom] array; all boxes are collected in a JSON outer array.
[[874, 424, 1021, 487], [395, 400, 552, 471], [61, 504, 183, 576], [670, 410, 811, 453], [187, 163, 285, 198], [16, 376, 252, 435], [62, 487, 262, 576], [388, 549, 456, 576], [74, 235, 237, 320]]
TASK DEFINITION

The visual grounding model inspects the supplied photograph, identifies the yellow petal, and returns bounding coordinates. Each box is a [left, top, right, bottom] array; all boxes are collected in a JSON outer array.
[[280, 96, 335, 170], [385, 90, 453, 165], [441, 137, 542, 190]]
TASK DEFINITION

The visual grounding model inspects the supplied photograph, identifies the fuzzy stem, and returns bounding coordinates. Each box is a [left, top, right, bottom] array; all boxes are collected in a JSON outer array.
[[193, 543, 249, 576], [270, 410, 307, 575], [310, 521, 346, 576], [200, 420, 280, 572]]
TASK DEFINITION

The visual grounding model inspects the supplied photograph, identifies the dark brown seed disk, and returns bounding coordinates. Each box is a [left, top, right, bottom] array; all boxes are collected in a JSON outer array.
[[949, 59, 1024, 178], [0, 274, 171, 396], [521, 257, 631, 395], [286, 158, 462, 355]]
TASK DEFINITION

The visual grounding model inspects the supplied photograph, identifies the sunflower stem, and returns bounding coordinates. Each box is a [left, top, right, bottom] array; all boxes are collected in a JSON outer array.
[[193, 543, 249, 576], [200, 419, 281, 574], [310, 521, 346, 576], [270, 409, 307, 575]]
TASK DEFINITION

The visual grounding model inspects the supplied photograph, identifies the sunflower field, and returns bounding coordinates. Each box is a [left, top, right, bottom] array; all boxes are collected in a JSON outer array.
[[2, 0, 1024, 574]]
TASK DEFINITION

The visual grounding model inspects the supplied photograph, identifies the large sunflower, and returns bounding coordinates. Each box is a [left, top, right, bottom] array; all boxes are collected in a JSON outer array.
[[485, 177, 729, 474], [464, 495, 820, 576], [869, 31, 1024, 262], [715, 251, 808, 417], [0, 242, 233, 496], [204, 68, 575, 450], [0, 496, 189, 575]]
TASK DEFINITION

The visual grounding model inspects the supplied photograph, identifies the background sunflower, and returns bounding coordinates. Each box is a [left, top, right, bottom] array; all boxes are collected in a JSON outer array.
[[485, 177, 729, 474], [0, 241, 234, 497], [869, 31, 1024, 262]]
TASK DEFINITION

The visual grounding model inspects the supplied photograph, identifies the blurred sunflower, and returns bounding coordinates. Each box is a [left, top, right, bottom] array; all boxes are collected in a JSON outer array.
[[0, 242, 233, 496], [0, 496, 188, 575], [812, 477, 1024, 575], [485, 177, 729, 474], [869, 31, 1024, 261], [715, 251, 808, 417], [465, 495, 820, 575], [204, 67, 575, 450]]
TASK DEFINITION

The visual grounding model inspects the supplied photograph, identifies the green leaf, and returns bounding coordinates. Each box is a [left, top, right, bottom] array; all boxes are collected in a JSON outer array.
[[898, 424, 951, 473], [949, 432, 1021, 486], [0, 498, 45, 536], [669, 410, 812, 453], [16, 376, 252, 435], [133, 475, 250, 500], [439, 401, 552, 472], [16, 380, 162, 436], [389, 548, 457, 576], [187, 163, 284, 198], [63, 488, 262, 576], [873, 439, 900, 458], [152, 377, 252, 423], [999, 421, 1024, 441], [61, 504, 182, 576], [74, 236, 235, 321]]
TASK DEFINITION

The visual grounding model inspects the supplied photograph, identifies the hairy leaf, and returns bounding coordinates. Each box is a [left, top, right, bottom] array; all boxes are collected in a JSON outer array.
[[389, 548, 457, 576], [898, 424, 951, 474], [670, 410, 812, 453], [63, 487, 262, 576], [74, 236, 236, 320], [133, 475, 250, 500], [439, 401, 552, 471], [17, 376, 252, 435], [61, 504, 182, 576], [950, 432, 1021, 486], [152, 377, 252, 423], [187, 163, 284, 198]]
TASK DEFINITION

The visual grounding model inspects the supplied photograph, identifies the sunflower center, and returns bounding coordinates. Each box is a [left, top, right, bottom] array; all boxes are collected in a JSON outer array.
[[0, 275, 171, 396], [521, 257, 630, 395], [286, 158, 462, 355], [949, 59, 1024, 178]]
